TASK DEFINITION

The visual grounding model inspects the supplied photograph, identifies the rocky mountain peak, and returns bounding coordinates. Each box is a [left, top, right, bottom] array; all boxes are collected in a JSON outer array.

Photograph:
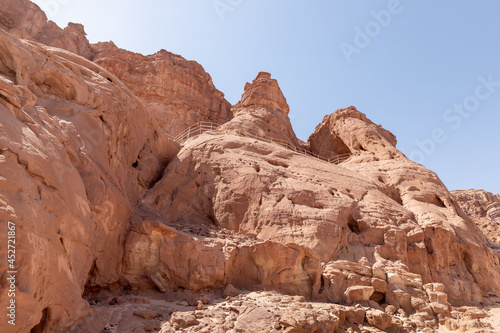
[[308, 106, 402, 161], [1, 2, 500, 332], [219, 72, 299, 146], [0, 0, 94, 59], [237, 71, 290, 114]]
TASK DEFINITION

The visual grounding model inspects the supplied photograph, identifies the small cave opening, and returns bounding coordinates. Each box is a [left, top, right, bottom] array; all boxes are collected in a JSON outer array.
[[425, 238, 435, 255], [347, 215, 362, 234], [318, 275, 325, 294], [384, 185, 403, 206], [106, 77, 113, 83], [347, 213, 368, 235], [83, 260, 100, 297], [30, 307, 49, 333], [434, 195, 446, 208], [392, 188, 404, 206], [370, 292, 386, 305], [131, 160, 139, 168], [345, 205, 369, 235]]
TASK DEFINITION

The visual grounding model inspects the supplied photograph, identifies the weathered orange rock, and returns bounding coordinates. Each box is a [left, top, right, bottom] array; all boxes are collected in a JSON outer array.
[[239, 71, 289, 113], [92, 43, 232, 137], [308, 105, 401, 160], [0, 0, 94, 59], [309, 106, 500, 306], [219, 72, 300, 146], [366, 309, 392, 330], [452, 189, 500, 244], [0, 28, 177, 332], [1, 0, 231, 138], [1, 2, 500, 332], [344, 286, 374, 304], [140, 103, 500, 313]]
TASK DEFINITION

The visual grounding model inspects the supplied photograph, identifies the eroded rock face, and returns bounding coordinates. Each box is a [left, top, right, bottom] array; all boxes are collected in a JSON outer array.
[[0, 0, 94, 59], [140, 103, 500, 315], [238, 71, 289, 113], [1, 3, 500, 332], [308, 106, 401, 160], [306, 106, 500, 306], [0, 29, 177, 332], [452, 189, 500, 244], [122, 221, 321, 299], [0, 0, 231, 138], [452, 189, 500, 220], [92, 43, 232, 137], [220, 72, 300, 146]]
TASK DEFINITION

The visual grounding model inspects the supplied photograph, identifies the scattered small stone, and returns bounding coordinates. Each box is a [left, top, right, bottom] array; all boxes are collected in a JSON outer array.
[[170, 312, 200, 328], [292, 296, 306, 302], [133, 310, 158, 320], [222, 284, 241, 297], [397, 308, 407, 318], [384, 304, 397, 315], [229, 306, 240, 314]]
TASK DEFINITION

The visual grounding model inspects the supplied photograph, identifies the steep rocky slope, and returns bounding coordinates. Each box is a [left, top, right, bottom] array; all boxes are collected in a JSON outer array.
[[0, 26, 178, 331], [0, 0, 94, 59], [220, 72, 299, 144], [451, 189, 500, 246], [91, 43, 232, 136], [0, 1, 499, 332], [0, 0, 232, 137]]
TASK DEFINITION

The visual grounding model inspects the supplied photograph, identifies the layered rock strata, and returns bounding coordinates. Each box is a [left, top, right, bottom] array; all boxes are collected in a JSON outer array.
[[0, 2, 499, 332], [452, 189, 500, 245], [91, 43, 232, 136], [0, 27, 177, 332]]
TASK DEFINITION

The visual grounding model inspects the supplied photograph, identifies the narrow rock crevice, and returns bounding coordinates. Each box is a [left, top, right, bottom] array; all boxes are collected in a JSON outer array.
[[83, 260, 101, 295], [30, 307, 49, 333]]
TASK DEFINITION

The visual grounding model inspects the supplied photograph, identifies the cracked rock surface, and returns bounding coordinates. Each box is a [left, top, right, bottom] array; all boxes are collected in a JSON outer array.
[[0, 1, 499, 332]]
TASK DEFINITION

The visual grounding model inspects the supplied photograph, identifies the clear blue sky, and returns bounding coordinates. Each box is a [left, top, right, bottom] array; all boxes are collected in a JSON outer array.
[[31, 0, 500, 194]]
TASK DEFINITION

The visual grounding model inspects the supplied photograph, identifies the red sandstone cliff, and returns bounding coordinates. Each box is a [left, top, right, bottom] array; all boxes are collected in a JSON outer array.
[[0, 1, 499, 332]]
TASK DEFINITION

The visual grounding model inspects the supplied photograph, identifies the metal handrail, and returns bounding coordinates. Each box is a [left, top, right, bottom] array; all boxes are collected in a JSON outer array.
[[172, 121, 350, 165]]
